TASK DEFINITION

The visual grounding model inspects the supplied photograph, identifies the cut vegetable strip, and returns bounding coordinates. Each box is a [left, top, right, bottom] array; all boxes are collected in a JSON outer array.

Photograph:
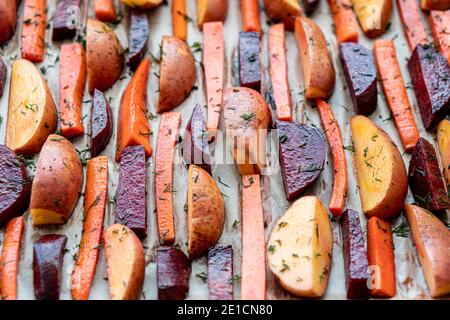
[[327, 0, 359, 43], [268, 23, 292, 121], [437, 119, 450, 184], [316, 99, 347, 217], [21, 0, 47, 62], [155, 112, 182, 244], [59, 43, 87, 139], [172, 0, 187, 41], [367, 217, 396, 298], [239, 31, 261, 92], [397, 0, 429, 50], [71, 156, 108, 300], [203, 22, 224, 134], [374, 40, 420, 153], [241, 175, 266, 300], [0, 216, 24, 300], [429, 10, 450, 65], [94, 0, 117, 22], [240, 0, 261, 33], [208, 245, 233, 300]]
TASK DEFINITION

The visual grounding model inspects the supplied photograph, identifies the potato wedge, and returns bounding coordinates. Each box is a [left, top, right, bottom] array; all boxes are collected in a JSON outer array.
[[30, 135, 83, 226], [223, 87, 272, 175], [0, 0, 18, 46], [197, 0, 228, 29], [263, 0, 302, 31], [405, 204, 450, 298], [421, 0, 450, 10], [6, 59, 57, 155], [187, 165, 224, 259], [158, 36, 196, 113], [294, 17, 335, 99], [351, 115, 407, 220], [267, 196, 333, 298], [103, 224, 145, 300], [437, 119, 450, 184], [86, 19, 124, 94], [120, 0, 164, 9], [352, 0, 392, 38]]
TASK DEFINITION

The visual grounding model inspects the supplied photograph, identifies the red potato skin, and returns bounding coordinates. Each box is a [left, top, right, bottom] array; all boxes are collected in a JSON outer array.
[[0, 57, 7, 97], [90, 89, 113, 157], [52, 0, 81, 41], [157, 247, 191, 300], [208, 245, 233, 300], [128, 10, 149, 71], [239, 31, 261, 92], [0, 0, 18, 46]]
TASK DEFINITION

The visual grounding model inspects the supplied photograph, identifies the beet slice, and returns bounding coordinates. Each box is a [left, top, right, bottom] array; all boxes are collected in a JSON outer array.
[[303, 0, 320, 15], [115, 145, 147, 239], [408, 137, 450, 212], [407, 44, 450, 130], [183, 104, 212, 174], [239, 31, 261, 92], [341, 209, 370, 299], [128, 10, 149, 71], [33, 234, 67, 300], [276, 120, 326, 201], [90, 89, 113, 157], [0, 57, 6, 97], [207, 245, 233, 300], [0, 145, 31, 226], [339, 42, 377, 116], [52, 0, 81, 41], [157, 247, 191, 300]]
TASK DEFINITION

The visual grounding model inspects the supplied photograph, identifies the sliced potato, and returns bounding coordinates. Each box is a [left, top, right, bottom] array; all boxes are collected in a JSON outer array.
[[267, 196, 333, 298], [352, 0, 392, 38], [197, 0, 228, 29], [437, 119, 450, 184], [120, 0, 164, 9], [351, 115, 407, 220], [421, 0, 450, 10], [264, 0, 302, 31], [6, 59, 57, 155]]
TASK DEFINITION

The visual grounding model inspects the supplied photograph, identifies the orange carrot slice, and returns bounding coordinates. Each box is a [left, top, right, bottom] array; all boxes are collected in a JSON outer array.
[[94, 0, 117, 22], [397, 0, 429, 50], [374, 40, 420, 153], [429, 10, 450, 65], [316, 99, 348, 217], [241, 0, 261, 33], [172, 0, 187, 41], [241, 175, 266, 300], [0, 216, 25, 300], [21, 0, 47, 62], [116, 58, 152, 162], [71, 156, 108, 300], [155, 112, 182, 244], [327, 0, 359, 44], [268, 23, 292, 121], [203, 21, 224, 134]]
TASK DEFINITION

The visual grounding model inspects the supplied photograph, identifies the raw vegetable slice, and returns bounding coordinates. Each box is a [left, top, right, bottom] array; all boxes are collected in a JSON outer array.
[[157, 247, 191, 300], [240, 0, 261, 33], [90, 89, 113, 157], [52, 0, 81, 41], [429, 10, 450, 64], [396, 0, 429, 50], [239, 31, 261, 92], [129, 10, 149, 70], [21, 0, 47, 62], [327, 0, 359, 44], [208, 245, 233, 300]]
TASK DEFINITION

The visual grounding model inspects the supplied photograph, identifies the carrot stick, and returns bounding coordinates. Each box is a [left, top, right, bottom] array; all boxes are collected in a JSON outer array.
[[172, 0, 187, 41], [155, 112, 182, 245], [203, 21, 224, 135], [71, 156, 108, 300], [59, 43, 87, 139], [241, 0, 261, 33], [268, 23, 292, 122], [0, 216, 25, 300], [396, 0, 429, 50], [374, 40, 420, 153], [429, 10, 450, 65], [316, 99, 348, 217], [241, 175, 266, 300], [94, 0, 117, 22], [327, 0, 359, 44], [367, 217, 396, 298], [116, 58, 152, 162], [21, 0, 47, 62]]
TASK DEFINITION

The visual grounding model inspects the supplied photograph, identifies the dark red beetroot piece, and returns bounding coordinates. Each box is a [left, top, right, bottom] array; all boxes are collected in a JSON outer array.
[[128, 10, 149, 71], [0, 57, 6, 97], [183, 104, 212, 174], [52, 0, 81, 41], [341, 209, 370, 299], [303, 0, 320, 15], [408, 138, 450, 212], [407, 44, 450, 130], [239, 31, 261, 92], [157, 247, 191, 300], [207, 245, 233, 300], [339, 42, 377, 116], [33, 234, 67, 300], [0, 145, 31, 226], [90, 89, 113, 157], [276, 120, 326, 201], [115, 145, 147, 239]]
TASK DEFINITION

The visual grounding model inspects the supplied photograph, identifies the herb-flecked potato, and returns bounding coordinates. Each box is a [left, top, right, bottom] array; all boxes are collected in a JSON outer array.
[[120, 0, 164, 9], [352, 0, 392, 38], [197, 0, 228, 29], [264, 0, 302, 31]]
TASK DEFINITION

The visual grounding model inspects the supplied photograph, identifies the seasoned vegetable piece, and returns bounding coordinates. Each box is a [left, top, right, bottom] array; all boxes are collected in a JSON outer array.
[[90, 89, 113, 157], [397, 0, 429, 50], [327, 0, 359, 44], [115, 146, 147, 239], [407, 44, 450, 130], [421, 0, 450, 10], [0, 145, 31, 226], [103, 224, 145, 300], [21, 0, 47, 62], [172, 0, 187, 40], [197, 0, 228, 29], [33, 235, 67, 300], [94, 0, 117, 22], [341, 209, 370, 299], [53, 0, 81, 41], [0, 0, 18, 46], [276, 120, 326, 201], [263, 0, 302, 30], [437, 119, 450, 184], [429, 10, 450, 64], [408, 138, 450, 212], [239, 31, 261, 92], [340, 42, 377, 116], [267, 196, 333, 298], [157, 247, 191, 300], [208, 245, 233, 300], [120, 0, 165, 9], [0, 57, 7, 97], [241, 0, 261, 33], [129, 11, 149, 70], [303, 0, 320, 14], [30, 135, 83, 226], [352, 0, 392, 38]]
